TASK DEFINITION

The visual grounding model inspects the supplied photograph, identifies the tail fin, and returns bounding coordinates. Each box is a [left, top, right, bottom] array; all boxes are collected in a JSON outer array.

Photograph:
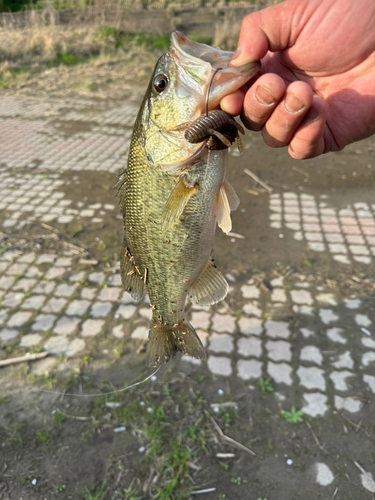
[[146, 318, 207, 367]]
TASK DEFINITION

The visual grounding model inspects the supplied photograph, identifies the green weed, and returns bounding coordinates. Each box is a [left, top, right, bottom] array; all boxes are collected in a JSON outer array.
[[230, 477, 241, 485], [282, 406, 304, 424], [258, 377, 274, 393], [36, 429, 51, 446], [54, 484, 67, 493]]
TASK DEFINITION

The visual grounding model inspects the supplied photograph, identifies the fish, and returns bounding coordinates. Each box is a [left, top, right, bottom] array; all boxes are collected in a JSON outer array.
[[117, 32, 260, 367]]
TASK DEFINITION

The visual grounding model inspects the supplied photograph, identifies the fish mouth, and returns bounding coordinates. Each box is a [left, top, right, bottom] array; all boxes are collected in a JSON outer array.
[[171, 31, 260, 110]]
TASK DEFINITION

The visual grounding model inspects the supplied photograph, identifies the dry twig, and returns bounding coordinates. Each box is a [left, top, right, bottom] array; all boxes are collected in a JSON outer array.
[[0, 351, 48, 367], [244, 168, 273, 193], [205, 411, 256, 456]]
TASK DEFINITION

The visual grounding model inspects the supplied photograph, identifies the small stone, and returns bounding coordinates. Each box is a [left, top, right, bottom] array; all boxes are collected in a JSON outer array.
[[20, 333, 43, 347], [265, 321, 290, 339], [302, 393, 328, 417], [237, 336, 262, 358], [297, 366, 326, 391], [54, 316, 81, 335], [66, 300, 91, 316], [209, 333, 234, 354], [266, 340, 292, 362], [131, 326, 149, 339], [211, 314, 236, 333], [267, 362, 293, 385], [81, 319, 104, 337], [90, 301, 112, 317], [315, 463, 334, 486], [207, 356, 232, 376], [360, 472, 375, 493], [319, 309, 339, 324], [237, 359, 262, 380], [300, 345, 323, 365]]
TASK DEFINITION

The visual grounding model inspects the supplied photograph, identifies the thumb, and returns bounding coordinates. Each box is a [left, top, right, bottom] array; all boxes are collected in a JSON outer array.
[[230, 0, 307, 66]]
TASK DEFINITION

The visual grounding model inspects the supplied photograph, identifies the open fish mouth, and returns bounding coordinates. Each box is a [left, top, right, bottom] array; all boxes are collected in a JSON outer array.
[[171, 31, 260, 109]]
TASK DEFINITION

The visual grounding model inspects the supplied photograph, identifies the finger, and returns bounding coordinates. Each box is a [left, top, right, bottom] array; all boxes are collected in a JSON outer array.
[[240, 73, 287, 131], [288, 98, 327, 159], [261, 80, 313, 147], [220, 88, 246, 116], [230, 0, 308, 66]]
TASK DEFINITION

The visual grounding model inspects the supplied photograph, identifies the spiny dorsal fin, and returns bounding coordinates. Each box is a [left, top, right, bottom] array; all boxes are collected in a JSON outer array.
[[189, 259, 229, 307], [120, 237, 146, 301], [215, 180, 239, 234], [161, 176, 198, 232]]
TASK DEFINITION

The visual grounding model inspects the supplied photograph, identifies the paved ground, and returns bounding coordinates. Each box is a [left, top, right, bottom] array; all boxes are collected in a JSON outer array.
[[0, 92, 375, 499]]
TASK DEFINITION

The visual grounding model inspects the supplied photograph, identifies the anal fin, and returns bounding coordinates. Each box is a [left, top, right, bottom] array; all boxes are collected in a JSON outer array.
[[120, 237, 146, 301], [162, 176, 198, 232], [189, 259, 228, 306], [216, 180, 240, 234]]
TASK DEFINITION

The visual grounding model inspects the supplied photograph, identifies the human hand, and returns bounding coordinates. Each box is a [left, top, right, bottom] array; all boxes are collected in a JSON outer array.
[[220, 0, 375, 159]]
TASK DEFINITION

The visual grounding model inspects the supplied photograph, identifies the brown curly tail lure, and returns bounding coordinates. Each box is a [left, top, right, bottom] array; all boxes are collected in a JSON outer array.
[[184, 67, 244, 152]]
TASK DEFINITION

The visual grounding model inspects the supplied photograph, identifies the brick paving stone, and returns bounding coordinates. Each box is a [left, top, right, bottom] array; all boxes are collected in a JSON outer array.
[[319, 309, 339, 324], [207, 355, 232, 376], [300, 345, 323, 365], [6, 263, 28, 275], [42, 297, 68, 313], [362, 337, 375, 349], [54, 316, 81, 335], [131, 326, 148, 339], [32, 314, 56, 331], [208, 333, 234, 354], [2, 292, 24, 308], [355, 314, 371, 327], [25, 266, 43, 278], [55, 257, 72, 267], [362, 352, 375, 367], [112, 324, 125, 339], [297, 366, 326, 391], [45, 267, 66, 280], [363, 374, 375, 393], [36, 254, 56, 264], [18, 252, 36, 263], [65, 338, 86, 357], [88, 272, 105, 283], [120, 292, 139, 304], [20, 333, 43, 347], [108, 274, 122, 287], [290, 289, 312, 305], [334, 395, 362, 413], [44, 335, 70, 355], [329, 370, 354, 391], [66, 299, 91, 316], [0, 328, 19, 342], [31, 357, 59, 376], [8, 311, 33, 327], [315, 293, 337, 306], [237, 359, 262, 380], [237, 337, 262, 358], [271, 288, 287, 302], [90, 301, 112, 317], [326, 327, 347, 344], [138, 308, 152, 320], [33, 280, 56, 295], [116, 304, 137, 319], [267, 362, 293, 385], [332, 351, 354, 369], [300, 328, 314, 338], [242, 302, 262, 317], [211, 314, 235, 333], [265, 340, 292, 362], [81, 319, 104, 337], [0, 276, 15, 290], [190, 311, 210, 329], [69, 271, 86, 282], [302, 393, 328, 417], [98, 287, 121, 302], [0, 309, 8, 325], [238, 316, 263, 335], [240, 284, 260, 299], [265, 321, 290, 339]]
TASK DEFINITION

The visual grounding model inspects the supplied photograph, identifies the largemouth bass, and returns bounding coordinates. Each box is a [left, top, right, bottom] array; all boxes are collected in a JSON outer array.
[[117, 32, 259, 367]]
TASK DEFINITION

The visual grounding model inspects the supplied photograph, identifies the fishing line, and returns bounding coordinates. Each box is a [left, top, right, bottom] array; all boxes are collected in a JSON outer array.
[[205, 67, 222, 117], [36, 366, 161, 398]]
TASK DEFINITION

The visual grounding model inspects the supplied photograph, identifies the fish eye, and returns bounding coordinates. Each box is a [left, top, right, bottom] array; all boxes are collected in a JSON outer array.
[[153, 74, 169, 93]]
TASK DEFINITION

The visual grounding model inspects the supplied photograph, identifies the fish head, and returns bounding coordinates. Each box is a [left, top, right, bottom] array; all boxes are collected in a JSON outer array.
[[141, 32, 260, 171]]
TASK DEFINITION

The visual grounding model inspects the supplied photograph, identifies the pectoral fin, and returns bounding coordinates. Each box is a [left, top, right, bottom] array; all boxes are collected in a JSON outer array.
[[189, 259, 229, 306], [120, 237, 146, 301], [216, 180, 240, 234], [161, 177, 198, 232]]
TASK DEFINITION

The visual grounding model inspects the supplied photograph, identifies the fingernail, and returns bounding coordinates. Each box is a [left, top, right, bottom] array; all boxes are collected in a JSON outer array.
[[230, 47, 246, 67], [255, 85, 275, 105], [304, 106, 319, 123], [285, 92, 305, 113]]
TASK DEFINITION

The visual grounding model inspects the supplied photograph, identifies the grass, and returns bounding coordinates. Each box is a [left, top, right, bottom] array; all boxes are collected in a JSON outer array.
[[258, 377, 274, 393], [281, 406, 304, 424]]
